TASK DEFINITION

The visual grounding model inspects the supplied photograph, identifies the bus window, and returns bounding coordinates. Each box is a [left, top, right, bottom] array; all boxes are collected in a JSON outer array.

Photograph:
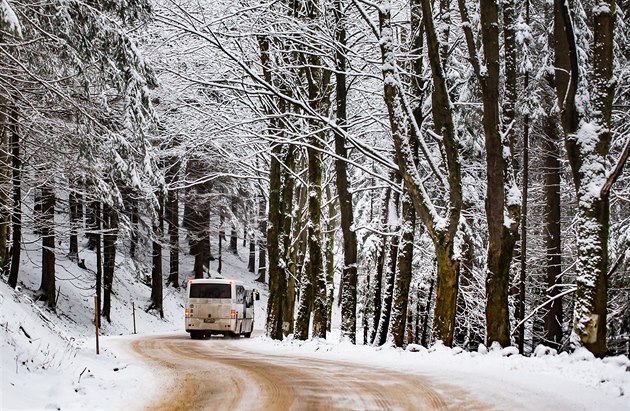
[[190, 283, 231, 299]]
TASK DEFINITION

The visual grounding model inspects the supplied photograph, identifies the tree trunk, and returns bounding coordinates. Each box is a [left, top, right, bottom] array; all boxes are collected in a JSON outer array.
[[8, 103, 21, 289], [266, 143, 285, 339], [0, 96, 10, 272], [151, 196, 164, 318], [86, 199, 98, 251], [389, 187, 416, 346], [294, 257, 313, 340], [229, 225, 238, 254], [421, 275, 435, 347], [454, 223, 475, 346], [307, 142, 328, 339], [193, 241, 205, 279], [40, 185, 56, 309], [515, 0, 532, 355], [229, 197, 238, 254], [218, 220, 224, 275], [256, 195, 267, 283], [479, 0, 520, 348], [68, 191, 79, 261], [294, 173, 313, 340], [541, 69, 564, 349], [167, 168, 179, 287], [102, 204, 118, 322], [94, 202, 102, 323], [333, 0, 358, 344], [553, 0, 615, 358], [370, 185, 392, 343], [248, 229, 256, 273], [417, 0, 464, 347], [281, 145, 297, 336], [325, 184, 336, 332], [286, 178, 308, 337], [129, 202, 138, 260], [374, 181, 401, 346]]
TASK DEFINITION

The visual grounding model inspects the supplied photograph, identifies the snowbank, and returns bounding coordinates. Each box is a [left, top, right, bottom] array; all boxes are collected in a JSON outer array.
[[239, 333, 630, 410]]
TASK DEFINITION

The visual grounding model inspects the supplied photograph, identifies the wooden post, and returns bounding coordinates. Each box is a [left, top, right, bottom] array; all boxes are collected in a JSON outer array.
[[94, 295, 100, 355], [132, 302, 137, 334]]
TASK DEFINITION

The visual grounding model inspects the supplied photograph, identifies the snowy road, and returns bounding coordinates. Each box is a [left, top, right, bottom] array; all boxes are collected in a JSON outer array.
[[128, 334, 490, 410]]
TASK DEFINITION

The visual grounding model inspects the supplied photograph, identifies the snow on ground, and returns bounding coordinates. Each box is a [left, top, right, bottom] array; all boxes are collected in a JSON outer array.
[[1, 229, 628, 410], [1, 229, 266, 410], [239, 334, 630, 410]]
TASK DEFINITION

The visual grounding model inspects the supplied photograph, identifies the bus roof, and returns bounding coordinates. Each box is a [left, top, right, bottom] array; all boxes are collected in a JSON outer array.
[[189, 278, 244, 286]]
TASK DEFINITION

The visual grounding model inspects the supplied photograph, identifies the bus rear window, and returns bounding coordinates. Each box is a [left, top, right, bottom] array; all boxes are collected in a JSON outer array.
[[190, 284, 231, 299]]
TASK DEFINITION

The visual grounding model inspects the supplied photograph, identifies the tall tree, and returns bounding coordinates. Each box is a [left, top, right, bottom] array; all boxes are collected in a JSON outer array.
[[389, 187, 416, 346], [150, 194, 164, 318], [7, 103, 21, 289], [458, 0, 521, 347], [367, 0, 464, 346], [553, 0, 617, 357], [40, 185, 56, 308], [166, 163, 180, 287], [102, 203, 118, 322], [374, 177, 401, 346], [333, 0, 359, 344]]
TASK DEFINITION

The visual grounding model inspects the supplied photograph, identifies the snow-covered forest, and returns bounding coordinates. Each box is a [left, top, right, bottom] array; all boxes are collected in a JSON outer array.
[[1, 0, 629, 408]]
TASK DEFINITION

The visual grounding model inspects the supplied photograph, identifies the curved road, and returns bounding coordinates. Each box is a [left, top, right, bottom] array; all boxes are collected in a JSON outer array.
[[130, 334, 490, 410]]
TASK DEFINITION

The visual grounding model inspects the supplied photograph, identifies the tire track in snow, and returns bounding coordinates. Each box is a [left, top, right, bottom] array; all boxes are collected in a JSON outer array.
[[130, 334, 490, 410]]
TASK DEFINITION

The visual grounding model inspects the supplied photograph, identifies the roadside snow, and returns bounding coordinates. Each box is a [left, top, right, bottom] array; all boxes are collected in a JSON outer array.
[[1, 230, 266, 410], [238, 334, 630, 411]]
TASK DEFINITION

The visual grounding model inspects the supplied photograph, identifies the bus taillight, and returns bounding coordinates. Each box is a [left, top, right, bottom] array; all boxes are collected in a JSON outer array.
[[185, 308, 190, 318], [230, 310, 237, 318]]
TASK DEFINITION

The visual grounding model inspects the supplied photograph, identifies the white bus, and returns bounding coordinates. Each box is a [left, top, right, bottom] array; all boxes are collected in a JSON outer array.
[[185, 278, 258, 339]]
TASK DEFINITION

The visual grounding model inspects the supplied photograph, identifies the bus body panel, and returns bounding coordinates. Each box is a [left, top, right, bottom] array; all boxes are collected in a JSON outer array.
[[185, 279, 255, 337]]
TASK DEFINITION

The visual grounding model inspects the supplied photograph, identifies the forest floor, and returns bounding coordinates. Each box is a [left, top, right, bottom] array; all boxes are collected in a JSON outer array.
[[1, 233, 629, 410]]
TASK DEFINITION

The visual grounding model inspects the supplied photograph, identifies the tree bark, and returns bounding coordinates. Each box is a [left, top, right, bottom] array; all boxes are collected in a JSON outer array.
[[94, 202, 102, 322], [306, 141, 328, 339], [40, 185, 56, 309], [256, 195, 267, 283], [374, 178, 401, 346], [553, 0, 615, 358], [167, 166, 179, 287], [516, 0, 532, 355], [281, 145, 297, 336], [541, 69, 564, 349], [266, 143, 285, 339], [229, 197, 238, 254], [86, 199, 98, 251], [218, 219, 224, 274], [129, 202, 138, 260], [370, 185, 392, 343], [476, 0, 520, 347], [150, 195, 164, 318], [333, 0, 359, 344], [389, 187, 416, 346], [8, 103, 21, 289], [325, 184, 336, 332], [0, 96, 10, 272], [294, 256, 313, 340], [68, 191, 79, 261], [248, 229, 256, 273], [102, 203, 118, 322]]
